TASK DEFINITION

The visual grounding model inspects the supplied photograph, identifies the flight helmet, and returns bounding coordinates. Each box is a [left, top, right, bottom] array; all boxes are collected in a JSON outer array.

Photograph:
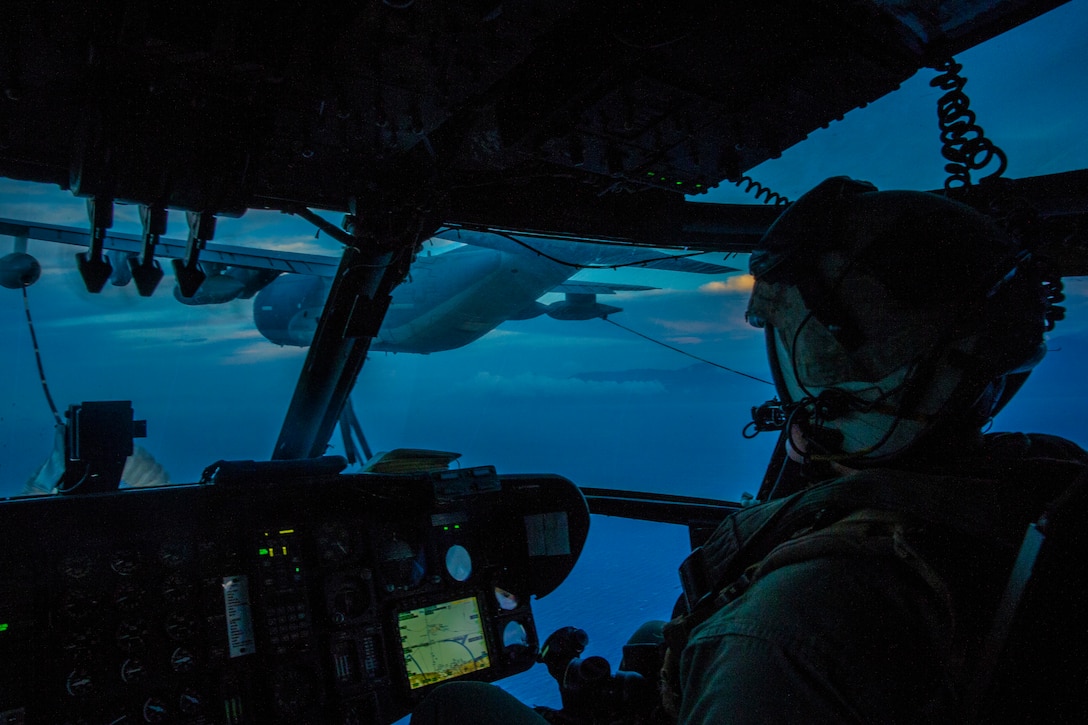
[[746, 176, 1052, 465]]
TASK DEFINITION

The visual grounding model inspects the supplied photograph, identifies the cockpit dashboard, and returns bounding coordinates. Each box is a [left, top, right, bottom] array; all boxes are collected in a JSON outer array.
[[0, 464, 589, 724]]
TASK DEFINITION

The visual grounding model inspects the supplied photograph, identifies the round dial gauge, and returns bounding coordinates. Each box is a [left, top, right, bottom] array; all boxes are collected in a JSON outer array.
[[178, 689, 205, 716], [121, 658, 148, 684], [110, 550, 140, 576], [113, 580, 144, 612], [162, 574, 195, 605], [159, 540, 194, 568], [116, 620, 148, 653], [170, 646, 197, 673], [316, 522, 354, 564], [65, 668, 94, 697], [143, 696, 169, 723], [165, 613, 198, 642], [61, 555, 93, 580], [445, 544, 472, 582]]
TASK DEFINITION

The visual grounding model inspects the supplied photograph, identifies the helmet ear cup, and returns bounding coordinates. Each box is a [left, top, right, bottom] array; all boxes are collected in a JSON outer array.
[[971, 265, 1048, 380]]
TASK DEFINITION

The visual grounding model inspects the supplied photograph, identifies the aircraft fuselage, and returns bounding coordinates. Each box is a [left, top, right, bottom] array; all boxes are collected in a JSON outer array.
[[254, 246, 572, 353]]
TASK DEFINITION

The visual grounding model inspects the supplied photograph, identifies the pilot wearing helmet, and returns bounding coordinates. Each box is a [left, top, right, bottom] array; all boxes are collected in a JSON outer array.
[[413, 178, 1087, 724]]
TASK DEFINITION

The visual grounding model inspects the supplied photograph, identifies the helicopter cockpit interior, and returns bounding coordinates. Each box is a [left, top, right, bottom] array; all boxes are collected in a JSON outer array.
[[2, 1, 1086, 723]]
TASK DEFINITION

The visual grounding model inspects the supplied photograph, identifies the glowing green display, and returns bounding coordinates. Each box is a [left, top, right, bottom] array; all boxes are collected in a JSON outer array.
[[398, 597, 490, 689]]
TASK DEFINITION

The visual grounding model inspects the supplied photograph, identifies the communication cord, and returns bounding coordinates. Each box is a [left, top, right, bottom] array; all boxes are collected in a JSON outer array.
[[21, 285, 63, 426]]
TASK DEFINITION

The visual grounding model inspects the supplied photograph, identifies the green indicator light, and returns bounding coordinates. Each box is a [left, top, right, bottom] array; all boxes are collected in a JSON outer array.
[[695, 184, 703, 188], [676, 181, 684, 186], [444, 526, 449, 531], [0, 623, 8, 632], [646, 171, 656, 177], [295, 568, 301, 573], [258, 548, 269, 556], [454, 525, 461, 529]]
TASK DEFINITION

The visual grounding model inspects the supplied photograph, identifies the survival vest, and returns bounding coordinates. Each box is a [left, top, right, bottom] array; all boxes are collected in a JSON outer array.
[[658, 442, 1086, 721]]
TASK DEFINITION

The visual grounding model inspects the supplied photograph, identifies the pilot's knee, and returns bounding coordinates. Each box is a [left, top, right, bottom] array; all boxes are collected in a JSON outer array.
[[410, 681, 546, 724]]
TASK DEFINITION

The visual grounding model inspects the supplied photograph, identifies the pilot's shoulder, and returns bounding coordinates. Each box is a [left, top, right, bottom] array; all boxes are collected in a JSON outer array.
[[983, 431, 1088, 465]]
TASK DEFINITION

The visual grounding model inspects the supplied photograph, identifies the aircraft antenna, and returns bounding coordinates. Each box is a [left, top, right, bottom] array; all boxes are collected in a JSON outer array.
[[602, 317, 773, 386], [21, 286, 63, 426]]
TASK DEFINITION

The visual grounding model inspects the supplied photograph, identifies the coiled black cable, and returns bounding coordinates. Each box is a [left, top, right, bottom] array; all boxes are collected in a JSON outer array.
[[1041, 273, 1067, 331], [733, 175, 791, 205], [930, 58, 1008, 190]]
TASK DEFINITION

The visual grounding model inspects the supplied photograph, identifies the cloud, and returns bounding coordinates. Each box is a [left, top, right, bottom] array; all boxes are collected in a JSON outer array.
[[699, 275, 755, 294], [221, 341, 309, 365], [459, 371, 666, 398], [648, 317, 752, 336], [113, 324, 263, 346]]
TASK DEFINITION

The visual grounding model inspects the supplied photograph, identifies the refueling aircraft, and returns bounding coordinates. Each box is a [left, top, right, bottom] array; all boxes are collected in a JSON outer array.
[[1, 219, 737, 353], [1, 1, 1086, 724]]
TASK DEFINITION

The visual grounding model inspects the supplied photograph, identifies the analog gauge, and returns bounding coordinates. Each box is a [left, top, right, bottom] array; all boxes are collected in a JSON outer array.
[[61, 590, 100, 621], [110, 550, 141, 576], [316, 522, 354, 564], [116, 620, 148, 653], [113, 580, 144, 612], [65, 668, 94, 697], [272, 665, 316, 719], [494, 587, 519, 611], [445, 544, 472, 582], [62, 630, 99, 662], [159, 540, 193, 568], [161, 574, 195, 605], [120, 658, 148, 684], [170, 646, 197, 673], [330, 578, 370, 623], [502, 620, 536, 666], [164, 612, 198, 642], [377, 530, 425, 590], [61, 554, 93, 580], [503, 620, 529, 648], [142, 696, 169, 723], [178, 689, 204, 716]]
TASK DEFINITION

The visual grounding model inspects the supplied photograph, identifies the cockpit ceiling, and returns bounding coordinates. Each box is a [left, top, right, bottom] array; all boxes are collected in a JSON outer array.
[[0, 0, 1069, 217]]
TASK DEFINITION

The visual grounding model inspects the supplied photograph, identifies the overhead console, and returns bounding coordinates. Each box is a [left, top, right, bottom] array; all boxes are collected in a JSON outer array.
[[0, 465, 588, 724]]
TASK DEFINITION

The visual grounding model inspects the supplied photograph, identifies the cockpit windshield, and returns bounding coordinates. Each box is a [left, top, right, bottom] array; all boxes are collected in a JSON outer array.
[[4, 2, 1086, 503], [0, 182, 780, 500], [1, 2, 1087, 718]]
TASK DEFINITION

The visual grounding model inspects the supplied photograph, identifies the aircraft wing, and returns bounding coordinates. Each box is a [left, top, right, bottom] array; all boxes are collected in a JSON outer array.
[[552, 281, 656, 295], [0, 217, 340, 278], [437, 230, 740, 275]]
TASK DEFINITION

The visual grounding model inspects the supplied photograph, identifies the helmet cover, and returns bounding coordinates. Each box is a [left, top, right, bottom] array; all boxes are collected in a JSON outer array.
[[746, 177, 1047, 463]]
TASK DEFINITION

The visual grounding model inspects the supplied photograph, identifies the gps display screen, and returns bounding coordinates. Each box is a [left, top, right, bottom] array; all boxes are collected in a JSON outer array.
[[398, 596, 492, 690]]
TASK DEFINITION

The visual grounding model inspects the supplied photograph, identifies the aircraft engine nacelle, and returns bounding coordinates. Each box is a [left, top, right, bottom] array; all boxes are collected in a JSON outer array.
[[0, 251, 42, 288], [173, 273, 246, 305], [253, 274, 329, 346], [546, 293, 621, 321], [509, 301, 548, 320]]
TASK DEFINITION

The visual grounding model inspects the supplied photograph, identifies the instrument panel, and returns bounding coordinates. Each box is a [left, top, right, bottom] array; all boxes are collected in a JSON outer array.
[[0, 465, 589, 724]]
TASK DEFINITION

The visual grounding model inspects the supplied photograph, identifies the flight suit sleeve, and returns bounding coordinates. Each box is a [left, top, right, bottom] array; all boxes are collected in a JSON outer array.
[[678, 553, 954, 724]]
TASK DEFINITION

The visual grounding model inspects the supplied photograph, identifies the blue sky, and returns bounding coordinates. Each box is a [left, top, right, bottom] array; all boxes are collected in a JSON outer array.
[[2, 2, 1087, 709]]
